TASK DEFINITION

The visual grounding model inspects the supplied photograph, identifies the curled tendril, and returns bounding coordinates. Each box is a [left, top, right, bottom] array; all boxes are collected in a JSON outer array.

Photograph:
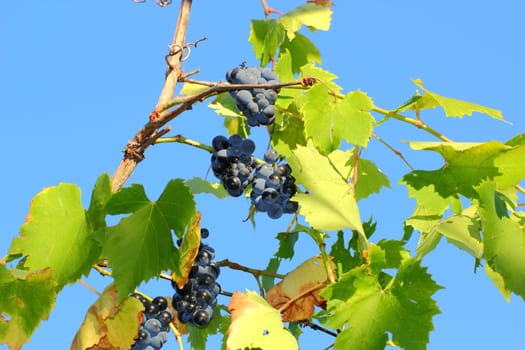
[[132, 0, 172, 6]]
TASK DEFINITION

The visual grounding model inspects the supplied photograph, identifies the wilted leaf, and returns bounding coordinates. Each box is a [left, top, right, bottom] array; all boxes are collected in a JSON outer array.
[[266, 255, 335, 322], [71, 284, 143, 350], [172, 212, 202, 289], [0, 267, 57, 350]]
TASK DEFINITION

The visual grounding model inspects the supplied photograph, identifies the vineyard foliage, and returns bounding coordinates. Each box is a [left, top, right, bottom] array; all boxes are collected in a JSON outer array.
[[1, 2, 524, 350]]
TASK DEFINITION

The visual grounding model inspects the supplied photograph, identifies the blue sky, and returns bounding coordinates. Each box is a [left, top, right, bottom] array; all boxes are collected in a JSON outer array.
[[1, 1, 524, 349]]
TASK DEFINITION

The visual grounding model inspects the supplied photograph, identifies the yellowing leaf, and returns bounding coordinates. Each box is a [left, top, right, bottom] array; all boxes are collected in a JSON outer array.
[[0, 267, 58, 350], [279, 3, 332, 41], [71, 284, 143, 350], [227, 291, 298, 350], [398, 79, 505, 122], [288, 141, 364, 233], [266, 256, 334, 322], [172, 212, 202, 289]]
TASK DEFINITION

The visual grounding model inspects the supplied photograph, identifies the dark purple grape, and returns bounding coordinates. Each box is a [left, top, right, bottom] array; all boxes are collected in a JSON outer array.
[[212, 135, 230, 151], [152, 296, 168, 311], [192, 308, 213, 328], [200, 228, 209, 239]]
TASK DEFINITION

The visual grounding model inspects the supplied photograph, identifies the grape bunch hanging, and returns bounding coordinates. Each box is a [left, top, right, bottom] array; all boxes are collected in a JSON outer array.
[[131, 294, 173, 350], [210, 134, 298, 219], [172, 228, 221, 328], [226, 65, 280, 126]]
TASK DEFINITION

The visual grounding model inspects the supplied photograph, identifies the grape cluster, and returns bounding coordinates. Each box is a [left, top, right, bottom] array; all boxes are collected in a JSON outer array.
[[172, 228, 220, 328], [226, 65, 280, 126], [250, 149, 299, 219], [131, 294, 173, 350], [211, 134, 257, 197]]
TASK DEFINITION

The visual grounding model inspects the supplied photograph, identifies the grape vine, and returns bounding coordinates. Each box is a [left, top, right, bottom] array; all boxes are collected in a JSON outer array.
[[1, 2, 524, 350]]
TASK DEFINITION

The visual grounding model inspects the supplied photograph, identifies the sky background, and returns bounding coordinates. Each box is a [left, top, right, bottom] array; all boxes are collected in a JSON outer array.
[[1, 1, 524, 349]]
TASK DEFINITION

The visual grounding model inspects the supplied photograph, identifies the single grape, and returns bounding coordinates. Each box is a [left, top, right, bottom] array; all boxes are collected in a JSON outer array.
[[200, 228, 209, 239], [192, 307, 214, 328], [212, 135, 229, 151], [152, 296, 168, 311]]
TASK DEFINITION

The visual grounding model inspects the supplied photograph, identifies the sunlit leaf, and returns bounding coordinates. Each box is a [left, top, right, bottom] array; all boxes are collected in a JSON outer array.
[[172, 213, 201, 289], [279, 3, 332, 41], [7, 183, 100, 288], [185, 177, 228, 199], [227, 291, 298, 350]]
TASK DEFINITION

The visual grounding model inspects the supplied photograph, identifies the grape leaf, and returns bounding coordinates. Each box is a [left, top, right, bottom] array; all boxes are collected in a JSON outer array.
[[280, 32, 322, 73], [477, 181, 525, 300], [7, 183, 100, 288], [354, 157, 390, 200], [266, 255, 335, 322], [271, 112, 307, 157], [261, 257, 281, 292], [397, 79, 505, 121], [227, 290, 298, 350], [71, 284, 143, 350], [180, 81, 210, 96], [172, 212, 201, 289], [437, 214, 482, 259], [332, 91, 375, 148], [321, 245, 441, 350], [402, 141, 509, 198], [209, 93, 250, 138], [275, 231, 299, 259], [287, 141, 364, 234], [103, 179, 195, 299], [86, 173, 111, 232], [493, 133, 525, 189], [185, 177, 228, 199], [0, 267, 57, 350], [249, 19, 285, 66], [279, 3, 332, 41], [301, 86, 374, 153]]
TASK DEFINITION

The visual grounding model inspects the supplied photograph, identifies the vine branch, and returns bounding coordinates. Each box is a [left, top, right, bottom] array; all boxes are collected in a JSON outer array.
[[111, 0, 192, 192]]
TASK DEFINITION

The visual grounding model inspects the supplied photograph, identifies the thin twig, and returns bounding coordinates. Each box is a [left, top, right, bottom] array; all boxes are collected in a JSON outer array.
[[373, 106, 453, 142], [372, 132, 414, 171], [302, 320, 339, 337], [77, 279, 101, 296], [216, 259, 285, 279], [155, 134, 214, 153]]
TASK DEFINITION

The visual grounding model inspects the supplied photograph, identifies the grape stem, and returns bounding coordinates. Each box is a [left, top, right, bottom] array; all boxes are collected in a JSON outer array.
[[260, 0, 284, 17], [77, 279, 101, 296], [216, 259, 285, 279], [372, 106, 453, 142], [155, 134, 214, 153], [371, 132, 414, 171]]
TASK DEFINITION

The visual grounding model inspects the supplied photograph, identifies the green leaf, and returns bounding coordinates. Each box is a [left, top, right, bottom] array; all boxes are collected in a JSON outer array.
[[279, 3, 332, 41], [209, 93, 250, 138], [227, 291, 298, 350], [493, 134, 525, 189], [477, 181, 525, 300], [402, 141, 509, 198], [7, 183, 100, 288], [185, 177, 228, 199], [275, 231, 299, 259], [103, 180, 195, 299], [321, 257, 441, 350], [301, 85, 372, 153], [399, 79, 505, 121], [261, 257, 281, 292], [287, 142, 364, 234], [71, 284, 143, 350], [437, 214, 482, 259], [86, 173, 112, 232], [280, 32, 322, 73], [354, 157, 390, 200], [300, 63, 342, 93], [249, 19, 285, 65], [332, 91, 375, 148], [271, 113, 307, 157], [0, 267, 58, 350]]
